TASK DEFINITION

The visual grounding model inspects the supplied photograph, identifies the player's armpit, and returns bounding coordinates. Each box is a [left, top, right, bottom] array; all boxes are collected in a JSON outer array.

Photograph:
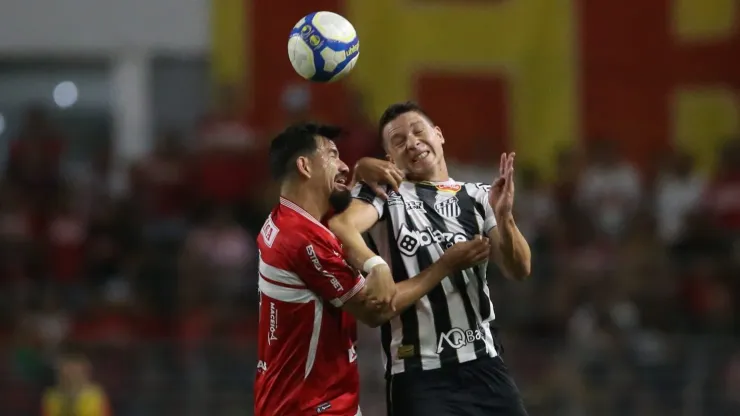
[[328, 199, 381, 270]]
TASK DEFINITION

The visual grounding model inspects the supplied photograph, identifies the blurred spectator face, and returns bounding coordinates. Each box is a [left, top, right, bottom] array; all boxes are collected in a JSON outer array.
[[57, 355, 91, 388], [382, 111, 445, 180]]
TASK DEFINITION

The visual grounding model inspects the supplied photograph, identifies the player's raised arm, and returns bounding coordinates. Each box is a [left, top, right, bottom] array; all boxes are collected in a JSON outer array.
[[485, 152, 532, 280]]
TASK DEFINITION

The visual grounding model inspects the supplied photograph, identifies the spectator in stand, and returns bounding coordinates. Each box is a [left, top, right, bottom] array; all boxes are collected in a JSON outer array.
[[7, 105, 64, 193], [130, 130, 189, 244], [41, 352, 111, 416], [704, 138, 740, 234], [576, 139, 641, 239], [654, 151, 706, 245], [337, 91, 384, 170], [194, 85, 262, 216], [179, 206, 255, 305], [46, 191, 88, 305]]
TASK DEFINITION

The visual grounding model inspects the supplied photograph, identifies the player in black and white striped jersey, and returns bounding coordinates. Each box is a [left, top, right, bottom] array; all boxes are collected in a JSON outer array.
[[329, 102, 532, 416]]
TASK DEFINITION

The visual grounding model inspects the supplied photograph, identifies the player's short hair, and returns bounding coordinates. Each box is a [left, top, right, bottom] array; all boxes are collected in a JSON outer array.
[[377, 101, 435, 142], [269, 122, 343, 180]]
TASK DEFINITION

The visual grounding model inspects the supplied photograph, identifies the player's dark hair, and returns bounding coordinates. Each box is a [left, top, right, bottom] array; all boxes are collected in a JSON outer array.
[[377, 101, 435, 143], [269, 122, 343, 180]]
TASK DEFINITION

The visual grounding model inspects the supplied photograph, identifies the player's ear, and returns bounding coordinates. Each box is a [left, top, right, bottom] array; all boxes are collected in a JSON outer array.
[[434, 126, 444, 145], [295, 155, 312, 179]]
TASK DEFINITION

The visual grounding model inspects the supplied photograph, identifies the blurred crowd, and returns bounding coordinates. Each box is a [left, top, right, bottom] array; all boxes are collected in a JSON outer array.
[[1, 88, 739, 416]]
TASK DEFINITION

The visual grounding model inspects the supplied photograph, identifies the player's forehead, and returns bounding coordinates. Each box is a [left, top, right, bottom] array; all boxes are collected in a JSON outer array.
[[383, 111, 429, 137], [315, 135, 339, 154]]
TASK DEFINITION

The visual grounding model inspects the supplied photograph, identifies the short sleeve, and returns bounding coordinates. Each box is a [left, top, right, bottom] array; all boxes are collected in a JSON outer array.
[[299, 235, 366, 308], [469, 183, 497, 233], [351, 183, 385, 219]]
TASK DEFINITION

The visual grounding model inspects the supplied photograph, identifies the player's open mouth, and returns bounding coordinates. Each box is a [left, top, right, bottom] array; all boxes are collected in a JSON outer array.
[[334, 176, 349, 191], [411, 151, 430, 164]]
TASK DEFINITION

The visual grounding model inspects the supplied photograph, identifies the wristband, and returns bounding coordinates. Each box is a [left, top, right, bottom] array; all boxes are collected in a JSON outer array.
[[363, 256, 387, 274]]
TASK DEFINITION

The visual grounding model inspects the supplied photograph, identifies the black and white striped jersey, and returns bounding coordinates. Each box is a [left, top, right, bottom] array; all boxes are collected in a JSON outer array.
[[351, 179, 500, 376]]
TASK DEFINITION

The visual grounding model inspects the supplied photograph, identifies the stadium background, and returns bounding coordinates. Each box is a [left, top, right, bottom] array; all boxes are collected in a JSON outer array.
[[0, 0, 739, 414]]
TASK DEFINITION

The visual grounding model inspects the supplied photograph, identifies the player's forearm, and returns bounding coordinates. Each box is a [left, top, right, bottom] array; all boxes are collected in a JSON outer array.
[[371, 260, 454, 324], [328, 216, 377, 270], [492, 215, 531, 280]]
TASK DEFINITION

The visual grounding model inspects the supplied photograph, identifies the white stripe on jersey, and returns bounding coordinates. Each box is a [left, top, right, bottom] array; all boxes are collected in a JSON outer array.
[[257, 257, 325, 380]]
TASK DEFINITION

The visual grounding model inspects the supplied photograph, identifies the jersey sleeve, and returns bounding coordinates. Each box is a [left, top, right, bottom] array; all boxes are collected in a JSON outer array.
[[469, 183, 498, 233], [297, 233, 366, 308], [351, 183, 385, 219]]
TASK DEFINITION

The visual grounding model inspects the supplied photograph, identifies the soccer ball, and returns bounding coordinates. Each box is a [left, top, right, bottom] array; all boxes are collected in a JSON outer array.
[[287, 12, 359, 82]]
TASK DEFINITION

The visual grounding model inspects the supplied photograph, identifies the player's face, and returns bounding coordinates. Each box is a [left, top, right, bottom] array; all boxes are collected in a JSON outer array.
[[382, 111, 445, 180], [312, 136, 352, 212]]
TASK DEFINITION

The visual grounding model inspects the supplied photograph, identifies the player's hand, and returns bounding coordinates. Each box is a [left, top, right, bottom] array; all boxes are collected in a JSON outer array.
[[364, 263, 398, 311], [352, 158, 405, 200], [488, 152, 516, 220], [439, 235, 491, 271]]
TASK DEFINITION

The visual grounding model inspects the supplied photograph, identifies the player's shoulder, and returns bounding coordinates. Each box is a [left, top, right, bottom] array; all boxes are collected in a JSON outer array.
[[259, 205, 336, 252], [461, 181, 491, 194]]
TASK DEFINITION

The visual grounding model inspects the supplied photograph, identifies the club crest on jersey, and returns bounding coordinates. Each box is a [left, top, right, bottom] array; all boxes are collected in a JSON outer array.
[[434, 196, 461, 218], [436, 183, 461, 193]]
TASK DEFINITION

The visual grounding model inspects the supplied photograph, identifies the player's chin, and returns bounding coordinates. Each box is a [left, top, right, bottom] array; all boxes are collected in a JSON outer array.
[[332, 182, 350, 193]]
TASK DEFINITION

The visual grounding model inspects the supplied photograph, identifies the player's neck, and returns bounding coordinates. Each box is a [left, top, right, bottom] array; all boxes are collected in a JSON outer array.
[[280, 184, 329, 222]]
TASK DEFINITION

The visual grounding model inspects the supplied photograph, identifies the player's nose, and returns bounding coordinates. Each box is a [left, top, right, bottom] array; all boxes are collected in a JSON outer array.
[[337, 159, 350, 174]]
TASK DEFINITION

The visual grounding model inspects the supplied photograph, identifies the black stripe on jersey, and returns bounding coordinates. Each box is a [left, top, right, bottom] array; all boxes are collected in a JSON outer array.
[[458, 187, 493, 322], [415, 184, 487, 364], [385, 209, 423, 374]]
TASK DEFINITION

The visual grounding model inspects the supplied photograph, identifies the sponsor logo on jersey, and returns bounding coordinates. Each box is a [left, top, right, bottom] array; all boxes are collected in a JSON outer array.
[[436, 326, 484, 354], [475, 183, 492, 192], [397, 344, 415, 359], [387, 191, 403, 206], [316, 402, 332, 413], [261, 216, 279, 247], [434, 196, 461, 218], [256, 360, 268, 373], [405, 200, 426, 213], [435, 183, 461, 193], [396, 223, 467, 256], [348, 345, 358, 363], [268, 302, 278, 345], [306, 245, 344, 291]]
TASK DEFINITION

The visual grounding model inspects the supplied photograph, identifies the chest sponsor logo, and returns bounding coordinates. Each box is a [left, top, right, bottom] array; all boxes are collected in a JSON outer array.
[[405, 200, 426, 213], [397, 223, 467, 256], [256, 360, 267, 373], [436, 183, 461, 193], [436, 326, 484, 354], [434, 196, 461, 218]]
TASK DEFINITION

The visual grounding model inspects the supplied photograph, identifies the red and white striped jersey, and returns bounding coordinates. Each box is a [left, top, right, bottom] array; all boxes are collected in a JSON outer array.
[[254, 197, 365, 416]]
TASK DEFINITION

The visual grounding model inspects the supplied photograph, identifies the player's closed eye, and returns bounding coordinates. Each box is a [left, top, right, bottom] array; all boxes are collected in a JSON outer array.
[[391, 137, 406, 148]]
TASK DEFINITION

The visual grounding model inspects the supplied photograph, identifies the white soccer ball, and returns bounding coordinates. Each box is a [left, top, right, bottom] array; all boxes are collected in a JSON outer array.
[[287, 12, 360, 82]]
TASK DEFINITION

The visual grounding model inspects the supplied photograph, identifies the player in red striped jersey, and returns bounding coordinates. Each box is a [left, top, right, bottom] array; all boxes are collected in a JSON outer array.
[[254, 122, 490, 416]]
